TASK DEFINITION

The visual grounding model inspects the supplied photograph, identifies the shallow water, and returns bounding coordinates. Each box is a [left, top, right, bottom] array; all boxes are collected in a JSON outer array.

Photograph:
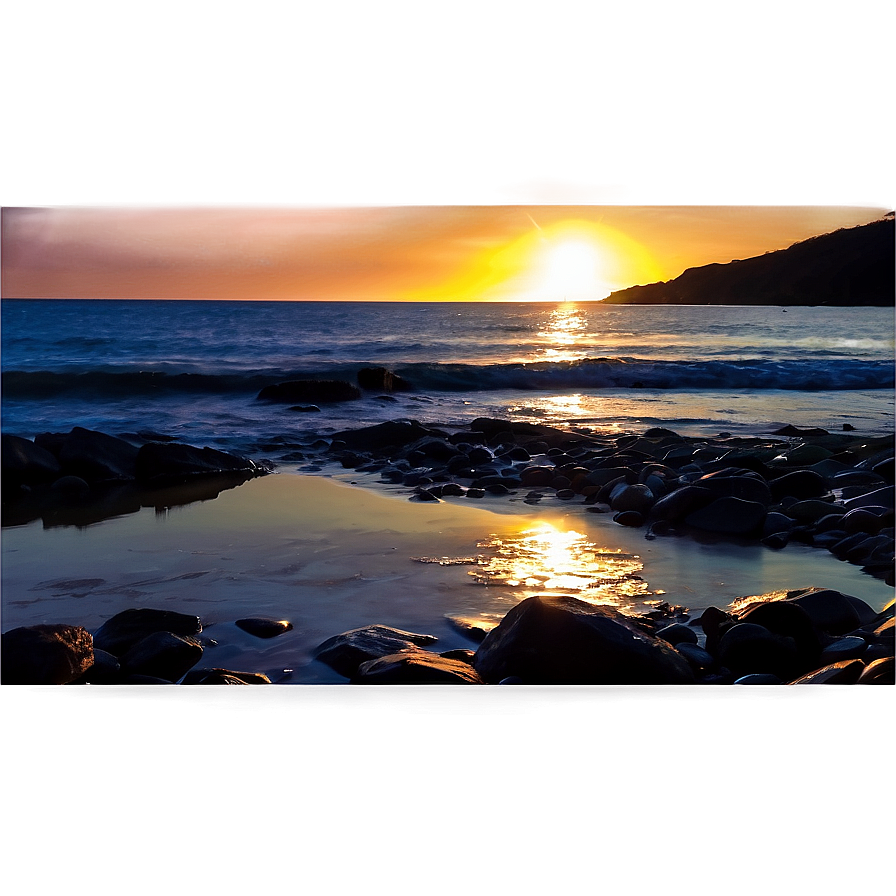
[[2, 473, 891, 683]]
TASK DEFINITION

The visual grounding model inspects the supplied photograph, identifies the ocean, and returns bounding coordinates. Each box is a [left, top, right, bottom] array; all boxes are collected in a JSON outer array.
[[2, 300, 893, 456]]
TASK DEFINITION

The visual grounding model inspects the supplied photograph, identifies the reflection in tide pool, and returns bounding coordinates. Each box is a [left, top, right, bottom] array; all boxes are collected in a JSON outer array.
[[417, 522, 656, 613]]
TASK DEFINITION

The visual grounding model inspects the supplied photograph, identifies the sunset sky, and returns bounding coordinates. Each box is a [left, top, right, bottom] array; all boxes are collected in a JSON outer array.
[[3, 5, 892, 306]]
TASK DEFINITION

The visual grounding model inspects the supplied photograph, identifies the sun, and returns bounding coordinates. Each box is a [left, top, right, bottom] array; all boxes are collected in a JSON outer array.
[[531, 237, 607, 301]]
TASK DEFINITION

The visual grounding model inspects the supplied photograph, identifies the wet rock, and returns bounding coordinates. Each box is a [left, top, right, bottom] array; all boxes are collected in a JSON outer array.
[[675, 642, 715, 673], [466, 488, 485, 499], [446, 615, 497, 644], [1, 433, 62, 494], [48, 427, 139, 483], [697, 474, 772, 505], [440, 649, 476, 663], [330, 420, 435, 452], [786, 588, 866, 635], [1, 624, 94, 685], [92, 608, 202, 657], [257, 380, 361, 403], [843, 486, 894, 511], [733, 673, 783, 685], [119, 632, 204, 682], [717, 623, 801, 679], [181, 668, 272, 684], [697, 606, 737, 657], [649, 485, 715, 522], [235, 617, 294, 639], [857, 657, 895, 684], [769, 470, 829, 501], [613, 510, 644, 527], [841, 508, 885, 535], [739, 600, 821, 673], [356, 367, 413, 393], [472, 595, 695, 684], [609, 483, 655, 513], [135, 442, 259, 485], [786, 499, 843, 524], [50, 475, 92, 502], [313, 624, 438, 679], [789, 659, 865, 684], [656, 623, 699, 647], [819, 636, 867, 664], [353, 652, 484, 684], [75, 648, 121, 684], [288, 404, 321, 413], [684, 497, 767, 536]]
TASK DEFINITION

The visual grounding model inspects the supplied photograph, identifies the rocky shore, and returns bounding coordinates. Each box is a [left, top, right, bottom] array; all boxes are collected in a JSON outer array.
[[2, 409, 893, 686]]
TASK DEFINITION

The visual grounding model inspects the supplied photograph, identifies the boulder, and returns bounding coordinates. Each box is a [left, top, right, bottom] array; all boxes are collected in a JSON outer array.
[[655, 623, 699, 647], [313, 625, 439, 679], [118, 632, 203, 682], [785, 588, 868, 635], [1, 434, 62, 493], [739, 600, 821, 673], [356, 367, 413, 393], [843, 486, 895, 511], [716, 623, 801, 679], [697, 474, 773, 505], [257, 380, 361, 403], [609, 483, 655, 513], [789, 659, 865, 684], [857, 657, 895, 684], [684, 497, 767, 536], [134, 442, 258, 485], [234, 617, 294, 639], [1, 624, 94, 684], [786, 499, 844, 524], [181, 668, 272, 684], [769, 470, 829, 501], [649, 485, 715, 522], [92, 608, 202, 657], [352, 652, 484, 684], [472, 595, 695, 684], [43, 427, 138, 483], [330, 420, 435, 452]]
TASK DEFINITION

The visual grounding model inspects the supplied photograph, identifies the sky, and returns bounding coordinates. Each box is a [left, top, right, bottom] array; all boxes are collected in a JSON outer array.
[[3, 5, 892, 302]]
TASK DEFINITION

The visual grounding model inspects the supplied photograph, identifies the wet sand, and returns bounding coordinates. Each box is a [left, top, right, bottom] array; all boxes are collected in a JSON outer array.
[[3, 471, 892, 683]]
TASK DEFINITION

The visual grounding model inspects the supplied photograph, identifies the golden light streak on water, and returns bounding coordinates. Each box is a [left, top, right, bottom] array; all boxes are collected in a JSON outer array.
[[469, 521, 651, 611]]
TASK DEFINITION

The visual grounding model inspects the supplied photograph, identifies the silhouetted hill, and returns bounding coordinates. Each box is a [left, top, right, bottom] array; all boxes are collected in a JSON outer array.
[[603, 215, 895, 306]]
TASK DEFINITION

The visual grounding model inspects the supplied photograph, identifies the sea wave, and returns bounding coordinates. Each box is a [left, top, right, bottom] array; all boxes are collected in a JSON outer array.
[[3, 357, 893, 398]]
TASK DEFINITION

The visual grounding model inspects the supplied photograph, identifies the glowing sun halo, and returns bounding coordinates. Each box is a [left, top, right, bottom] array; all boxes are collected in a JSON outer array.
[[533, 238, 606, 301]]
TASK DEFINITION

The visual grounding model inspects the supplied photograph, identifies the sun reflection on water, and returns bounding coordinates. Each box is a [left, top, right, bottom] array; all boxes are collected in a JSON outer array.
[[469, 522, 650, 611], [536, 304, 590, 362]]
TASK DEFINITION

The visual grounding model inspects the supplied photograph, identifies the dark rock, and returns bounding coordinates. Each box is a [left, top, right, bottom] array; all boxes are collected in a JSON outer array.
[[1, 624, 94, 684], [51, 427, 139, 483], [613, 510, 644, 527], [92, 608, 202, 657], [717, 623, 801, 679], [313, 625, 438, 679], [697, 474, 773, 505], [656, 623, 699, 646], [786, 588, 866, 635], [74, 648, 121, 684], [787, 499, 844, 524], [134, 442, 258, 485], [733, 673, 783, 684], [181, 668, 272, 684], [466, 488, 485, 499], [472, 595, 695, 684], [257, 380, 361, 403], [649, 485, 715, 522], [739, 600, 821, 673], [684, 497, 767, 536], [234, 617, 294, 639], [356, 367, 413, 393], [445, 615, 496, 644], [330, 420, 435, 452], [1, 433, 62, 494], [288, 404, 321, 413], [819, 636, 867, 664], [857, 657, 895, 684], [843, 486, 894, 511], [353, 652, 484, 684], [439, 649, 476, 663], [789, 659, 866, 684], [697, 606, 737, 657], [841, 508, 885, 535], [119, 632, 203, 682], [609, 483, 655, 513], [410, 489, 440, 502], [675, 642, 715, 673], [769, 469, 829, 501]]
